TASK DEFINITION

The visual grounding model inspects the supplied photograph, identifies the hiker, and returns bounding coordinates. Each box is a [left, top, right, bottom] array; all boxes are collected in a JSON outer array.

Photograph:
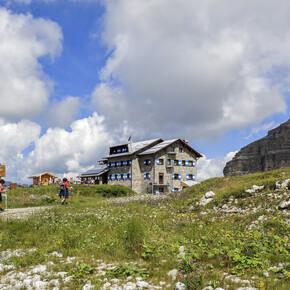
[[59, 178, 71, 205], [0, 179, 7, 212]]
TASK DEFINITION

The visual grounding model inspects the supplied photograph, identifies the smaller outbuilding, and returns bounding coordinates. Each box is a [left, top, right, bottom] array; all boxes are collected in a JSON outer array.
[[78, 165, 109, 184], [28, 172, 58, 186]]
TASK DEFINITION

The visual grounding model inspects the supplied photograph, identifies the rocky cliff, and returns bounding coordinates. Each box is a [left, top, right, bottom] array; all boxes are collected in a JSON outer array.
[[223, 119, 290, 176]]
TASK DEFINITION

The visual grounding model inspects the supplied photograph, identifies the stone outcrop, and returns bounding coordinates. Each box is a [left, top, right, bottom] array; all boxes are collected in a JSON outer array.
[[224, 119, 290, 176]]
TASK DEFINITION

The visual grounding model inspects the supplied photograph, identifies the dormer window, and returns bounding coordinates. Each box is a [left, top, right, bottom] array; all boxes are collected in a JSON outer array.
[[110, 145, 129, 155]]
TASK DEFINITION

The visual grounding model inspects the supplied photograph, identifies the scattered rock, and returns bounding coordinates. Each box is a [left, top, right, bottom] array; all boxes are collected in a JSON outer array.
[[205, 191, 215, 199], [167, 269, 178, 280], [276, 179, 290, 190], [245, 185, 264, 194], [197, 191, 215, 206], [174, 282, 186, 290], [278, 200, 290, 209], [136, 280, 149, 288], [222, 204, 229, 210]]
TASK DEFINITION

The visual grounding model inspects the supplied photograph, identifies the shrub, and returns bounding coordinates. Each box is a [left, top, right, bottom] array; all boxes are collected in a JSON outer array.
[[263, 180, 276, 190], [69, 263, 94, 284], [42, 196, 57, 204], [176, 258, 206, 289], [73, 184, 136, 198], [106, 264, 148, 279]]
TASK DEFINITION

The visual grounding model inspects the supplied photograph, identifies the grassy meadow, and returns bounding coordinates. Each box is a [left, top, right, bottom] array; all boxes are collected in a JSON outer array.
[[0, 168, 289, 289]]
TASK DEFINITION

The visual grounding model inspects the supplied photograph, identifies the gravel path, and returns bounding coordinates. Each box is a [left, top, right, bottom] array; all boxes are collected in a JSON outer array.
[[0, 206, 50, 220], [0, 194, 168, 220]]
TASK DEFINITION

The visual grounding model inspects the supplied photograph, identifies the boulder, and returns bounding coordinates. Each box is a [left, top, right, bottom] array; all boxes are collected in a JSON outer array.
[[205, 191, 215, 198], [278, 200, 290, 209], [174, 282, 186, 290]]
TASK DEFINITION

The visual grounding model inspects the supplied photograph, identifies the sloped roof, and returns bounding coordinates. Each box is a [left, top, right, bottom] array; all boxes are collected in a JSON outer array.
[[138, 139, 178, 155], [105, 138, 163, 158], [28, 172, 58, 179], [139, 139, 203, 157], [79, 166, 109, 177], [181, 180, 200, 187]]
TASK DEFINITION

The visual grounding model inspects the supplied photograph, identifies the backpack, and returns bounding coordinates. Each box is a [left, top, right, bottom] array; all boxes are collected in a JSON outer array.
[[60, 183, 66, 191]]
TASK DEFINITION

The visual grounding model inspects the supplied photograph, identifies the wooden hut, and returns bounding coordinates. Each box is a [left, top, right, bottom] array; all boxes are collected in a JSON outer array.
[[28, 172, 58, 186]]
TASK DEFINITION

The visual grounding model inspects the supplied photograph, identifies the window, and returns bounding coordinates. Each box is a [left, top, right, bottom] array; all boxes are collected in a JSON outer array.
[[127, 173, 132, 180], [174, 160, 179, 166], [156, 158, 164, 165], [187, 160, 196, 167], [122, 160, 127, 166], [168, 147, 175, 152], [172, 173, 180, 180], [144, 159, 151, 166], [187, 174, 195, 180], [182, 160, 185, 166], [110, 146, 128, 155], [167, 159, 171, 166], [144, 173, 151, 180], [179, 148, 183, 153], [159, 187, 164, 193]]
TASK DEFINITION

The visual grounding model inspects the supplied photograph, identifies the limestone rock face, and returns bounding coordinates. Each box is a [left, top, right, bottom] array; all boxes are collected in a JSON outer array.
[[223, 119, 290, 176]]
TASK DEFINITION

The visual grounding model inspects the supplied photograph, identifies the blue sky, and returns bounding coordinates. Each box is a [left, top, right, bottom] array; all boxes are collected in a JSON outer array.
[[0, 0, 289, 183]]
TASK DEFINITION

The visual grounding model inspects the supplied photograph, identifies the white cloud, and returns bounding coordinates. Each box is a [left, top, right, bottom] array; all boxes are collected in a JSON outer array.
[[91, 0, 289, 140], [0, 118, 41, 182], [46, 96, 81, 128], [246, 121, 278, 139], [197, 151, 237, 181], [0, 113, 116, 184], [0, 8, 62, 121], [26, 112, 113, 176]]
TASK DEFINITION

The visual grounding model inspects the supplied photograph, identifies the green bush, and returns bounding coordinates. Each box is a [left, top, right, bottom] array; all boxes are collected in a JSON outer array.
[[69, 263, 94, 285], [106, 264, 148, 279], [176, 258, 205, 289], [263, 180, 277, 190], [42, 196, 57, 204], [73, 184, 136, 197]]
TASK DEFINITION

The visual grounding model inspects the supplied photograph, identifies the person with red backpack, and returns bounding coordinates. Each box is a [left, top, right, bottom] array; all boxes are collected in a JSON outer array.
[[59, 178, 71, 205], [0, 179, 7, 212]]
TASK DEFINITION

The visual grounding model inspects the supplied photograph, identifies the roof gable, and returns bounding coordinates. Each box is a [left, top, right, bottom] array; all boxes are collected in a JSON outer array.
[[139, 139, 202, 157], [28, 172, 58, 178]]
